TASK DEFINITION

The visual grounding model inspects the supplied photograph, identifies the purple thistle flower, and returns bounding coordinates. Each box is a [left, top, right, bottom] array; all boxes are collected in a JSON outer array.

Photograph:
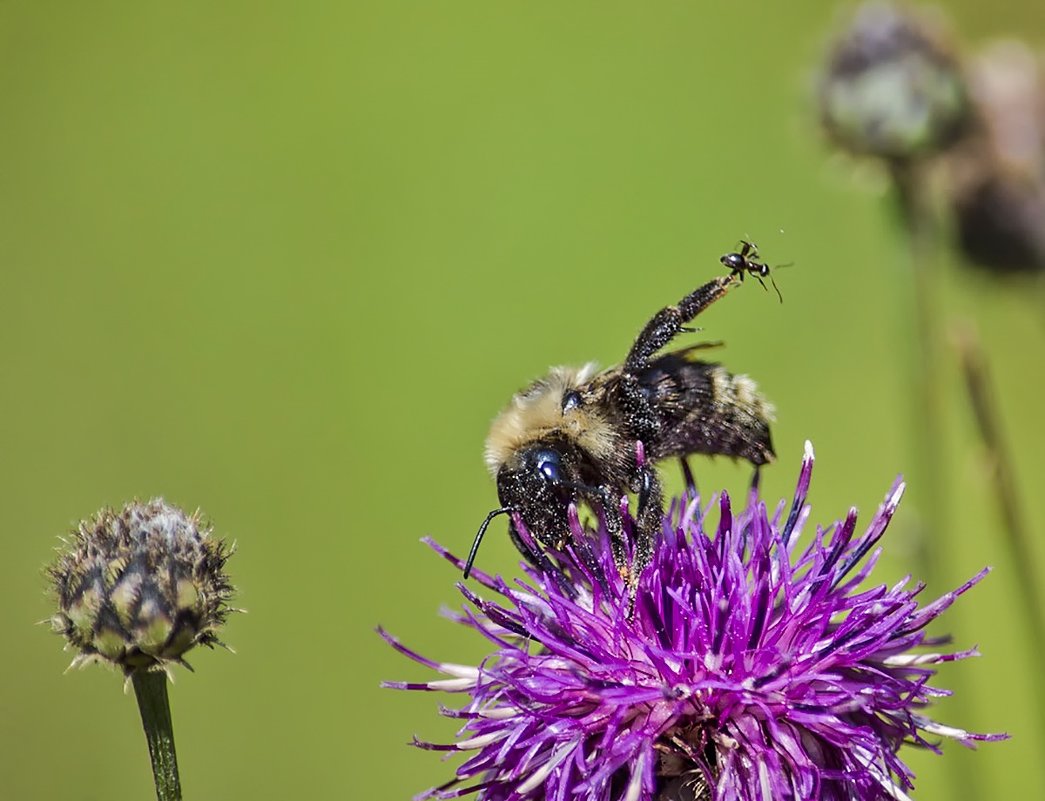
[[382, 443, 1006, 801]]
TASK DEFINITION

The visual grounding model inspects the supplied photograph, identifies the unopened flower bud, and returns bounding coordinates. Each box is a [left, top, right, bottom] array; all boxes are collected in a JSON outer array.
[[48, 498, 235, 674]]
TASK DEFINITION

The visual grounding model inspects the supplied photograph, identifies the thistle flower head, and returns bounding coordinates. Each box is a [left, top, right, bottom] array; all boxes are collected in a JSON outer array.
[[384, 444, 1005, 801], [818, 2, 971, 161], [48, 498, 235, 675]]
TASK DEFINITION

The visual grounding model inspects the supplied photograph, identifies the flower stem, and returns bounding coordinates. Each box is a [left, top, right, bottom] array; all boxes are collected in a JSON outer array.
[[132, 670, 182, 801], [890, 162, 989, 801], [954, 324, 1045, 728], [889, 160, 944, 592]]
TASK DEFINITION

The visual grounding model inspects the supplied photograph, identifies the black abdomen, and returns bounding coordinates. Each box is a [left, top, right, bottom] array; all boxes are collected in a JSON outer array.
[[637, 353, 775, 466]]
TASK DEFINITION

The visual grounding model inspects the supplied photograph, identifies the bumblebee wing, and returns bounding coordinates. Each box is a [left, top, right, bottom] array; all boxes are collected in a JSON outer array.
[[638, 351, 775, 466], [583, 345, 723, 403], [667, 341, 725, 356], [576, 363, 621, 404]]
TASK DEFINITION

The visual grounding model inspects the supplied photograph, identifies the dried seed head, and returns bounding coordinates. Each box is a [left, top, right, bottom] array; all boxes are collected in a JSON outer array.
[[48, 499, 235, 675], [818, 2, 971, 161]]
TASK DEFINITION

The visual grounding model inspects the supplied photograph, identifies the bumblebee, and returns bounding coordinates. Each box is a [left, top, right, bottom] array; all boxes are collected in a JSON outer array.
[[464, 273, 776, 583]]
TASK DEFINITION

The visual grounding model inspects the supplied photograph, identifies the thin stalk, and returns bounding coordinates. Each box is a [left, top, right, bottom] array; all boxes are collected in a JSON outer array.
[[889, 160, 945, 592], [955, 324, 1045, 727], [889, 161, 985, 801], [132, 670, 182, 801]]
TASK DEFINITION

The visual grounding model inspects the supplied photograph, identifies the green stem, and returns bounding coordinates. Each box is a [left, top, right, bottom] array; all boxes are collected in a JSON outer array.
[[132, 670, 182, 801], [889, 160, 944, 592], [955, 325, 1045, 728], [890, 162, 985, 801]]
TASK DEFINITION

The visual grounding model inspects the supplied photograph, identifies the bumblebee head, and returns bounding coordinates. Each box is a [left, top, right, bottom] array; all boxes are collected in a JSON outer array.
[[497, 446, 575, 523], [464, 443, 583, 579]]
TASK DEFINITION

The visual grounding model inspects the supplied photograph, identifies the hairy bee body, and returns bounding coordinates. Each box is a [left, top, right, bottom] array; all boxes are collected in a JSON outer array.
[[465, 273, 776, 582], [629, 351, 774, 465]]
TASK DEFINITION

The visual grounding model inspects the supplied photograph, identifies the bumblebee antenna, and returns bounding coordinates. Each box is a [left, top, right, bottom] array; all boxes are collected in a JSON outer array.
[[463, 507, 513, 579]]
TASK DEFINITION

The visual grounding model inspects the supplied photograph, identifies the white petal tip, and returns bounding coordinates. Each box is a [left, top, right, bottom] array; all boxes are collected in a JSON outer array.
[[888, 482, 906, 508]]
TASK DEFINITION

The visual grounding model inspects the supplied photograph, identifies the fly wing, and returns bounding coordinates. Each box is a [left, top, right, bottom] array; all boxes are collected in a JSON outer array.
[[637, 348, 775, 466]]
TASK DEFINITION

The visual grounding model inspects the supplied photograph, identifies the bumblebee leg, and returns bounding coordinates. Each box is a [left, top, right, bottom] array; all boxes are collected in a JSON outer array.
[[596, 485, 629, 580], [749, 465, 762, 493], [617, 275, 739, 444], [633, 466, 664, 578], [508, 516, 577, 590], [680, 457, 697, 495], [508, 517, 543, 568], [624, 274, 736, 373]]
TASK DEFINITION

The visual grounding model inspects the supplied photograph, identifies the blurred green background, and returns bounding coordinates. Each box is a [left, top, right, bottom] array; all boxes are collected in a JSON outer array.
[[2, 2, 1042, 799]]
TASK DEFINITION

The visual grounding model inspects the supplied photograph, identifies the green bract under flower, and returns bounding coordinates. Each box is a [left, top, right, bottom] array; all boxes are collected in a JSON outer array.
[[48, 498, 235, 675]]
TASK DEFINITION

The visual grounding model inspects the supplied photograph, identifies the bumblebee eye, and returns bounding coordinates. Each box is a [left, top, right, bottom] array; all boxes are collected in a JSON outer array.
[[535, 449, 563, 484], [562, 390, 581, 412]]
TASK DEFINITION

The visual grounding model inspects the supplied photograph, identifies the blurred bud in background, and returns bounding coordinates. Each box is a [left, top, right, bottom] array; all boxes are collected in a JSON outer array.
[[946, 41, 1045, 275], [818, 2, 971, 164]]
